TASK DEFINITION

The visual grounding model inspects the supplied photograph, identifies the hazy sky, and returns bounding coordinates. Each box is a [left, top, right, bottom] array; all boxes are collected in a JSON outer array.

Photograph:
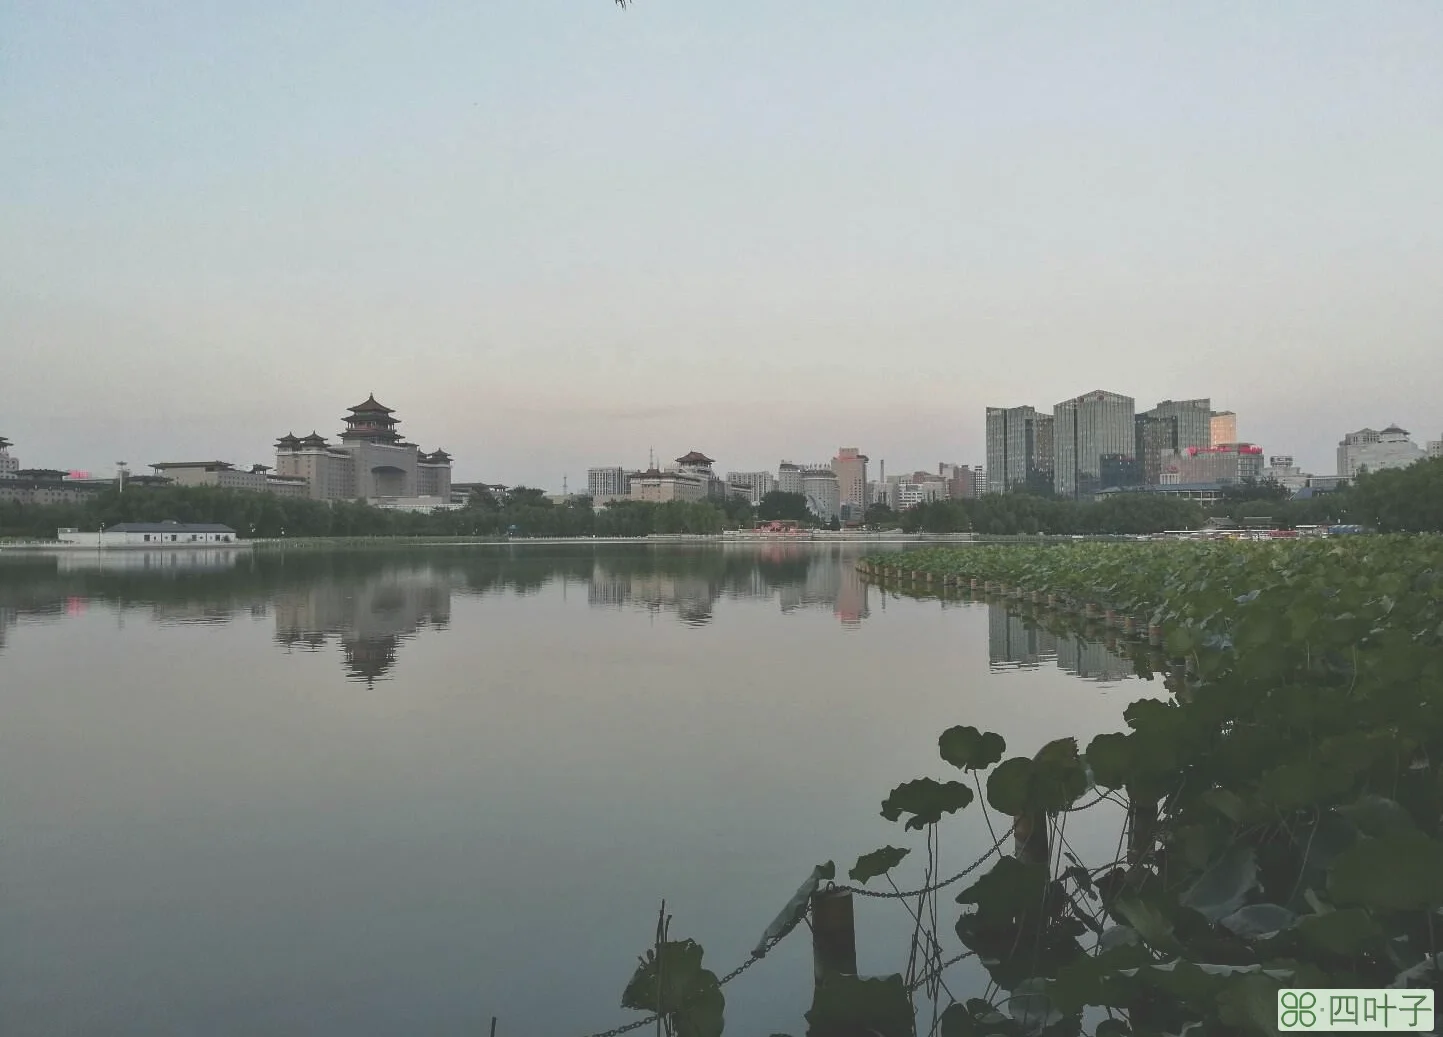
[[3, 1, 1440, 484]]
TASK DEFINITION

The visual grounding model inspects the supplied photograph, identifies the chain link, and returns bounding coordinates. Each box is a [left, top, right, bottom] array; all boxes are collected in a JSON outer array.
[[907, 949, 978, 993], [836, 825, 1015, 899]]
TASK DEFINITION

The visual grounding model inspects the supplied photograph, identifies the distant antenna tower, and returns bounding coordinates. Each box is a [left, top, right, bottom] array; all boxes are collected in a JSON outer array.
[[649, 447, 655, 469], [562, 474, 568, 495]]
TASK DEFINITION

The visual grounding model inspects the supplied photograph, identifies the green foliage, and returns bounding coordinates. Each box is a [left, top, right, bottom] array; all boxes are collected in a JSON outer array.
[[621, 939, 725, 1037], [0, 484, 741, 540], [611, 532, 1443, 1033], [756, 491, 812, 523], [984, 739, 1088, 815]]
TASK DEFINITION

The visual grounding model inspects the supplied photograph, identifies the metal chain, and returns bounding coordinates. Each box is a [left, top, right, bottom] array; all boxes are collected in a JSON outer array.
[[907, 949, 978, 993], [1065, 791, 1115, 813], [573, 933, 789, 1037], [836, 825, 1015, 899]]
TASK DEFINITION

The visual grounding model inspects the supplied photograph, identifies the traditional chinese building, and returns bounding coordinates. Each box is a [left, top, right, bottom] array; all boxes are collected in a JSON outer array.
[[273, 395, 453, 503]]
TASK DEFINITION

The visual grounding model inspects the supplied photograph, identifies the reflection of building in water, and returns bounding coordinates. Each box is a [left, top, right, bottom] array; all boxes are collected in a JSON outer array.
[[1056, 637, 1133, 683], [618, 571, 718, 626], [834, 563, 869, 627], [54, 548, 245, 574], [587, 546, 872, 627], [273, 567, 453, 686], [988, 609, 1058, 670], [0, 607, 13, 653]]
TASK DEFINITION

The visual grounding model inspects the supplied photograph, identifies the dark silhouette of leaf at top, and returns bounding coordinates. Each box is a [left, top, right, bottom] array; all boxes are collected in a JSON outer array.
[[880, 778, 973, 830], [938, 725, 1006, 771]]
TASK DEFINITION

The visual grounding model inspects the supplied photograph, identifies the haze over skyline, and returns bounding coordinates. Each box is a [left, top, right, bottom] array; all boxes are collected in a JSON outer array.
[[3, 0, 1440, 484]]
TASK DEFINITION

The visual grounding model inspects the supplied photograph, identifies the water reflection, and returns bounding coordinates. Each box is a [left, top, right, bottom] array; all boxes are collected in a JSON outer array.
[[273, 567, 456, 686], [0, 546, 1153, 686], [987, 604, 1136, 683], [0, 543, 876, 681]]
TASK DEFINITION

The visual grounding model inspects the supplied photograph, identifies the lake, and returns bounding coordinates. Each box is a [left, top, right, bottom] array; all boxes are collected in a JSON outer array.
[[0, 542, 1149, 1036]]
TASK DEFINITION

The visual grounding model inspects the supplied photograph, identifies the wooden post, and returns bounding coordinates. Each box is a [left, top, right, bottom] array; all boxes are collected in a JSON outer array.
[[810, 889, 859, 1037], [811, 889, 857, 980]]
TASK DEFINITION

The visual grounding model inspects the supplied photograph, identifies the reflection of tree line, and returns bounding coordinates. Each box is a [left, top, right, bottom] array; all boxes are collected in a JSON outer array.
[[0, 545, 876, 674]]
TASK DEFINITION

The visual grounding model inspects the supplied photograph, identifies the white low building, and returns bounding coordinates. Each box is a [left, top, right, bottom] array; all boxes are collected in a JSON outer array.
[[370, 496, 462, 512], [1336, 426, 1425, 478], [57, 521, 241, 548]]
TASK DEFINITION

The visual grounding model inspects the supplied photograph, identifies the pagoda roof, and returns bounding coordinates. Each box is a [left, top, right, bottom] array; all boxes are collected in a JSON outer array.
[[347, 393, 395, 415], [150, 460, 234, 470], [300, 431, 329, 444], [427, 449, 452, 462], [0, 436, 11, 449], [1381, 424, 1409, 435], [276, 432, 301, 444], [676, 451, 714, 465]]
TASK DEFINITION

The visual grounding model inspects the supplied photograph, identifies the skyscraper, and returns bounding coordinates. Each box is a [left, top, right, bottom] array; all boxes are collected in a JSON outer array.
[[831, 447, 869, 517], [1134, 399, 1210, 486], [1147, 399, 1212, 451], [985, 406, 1052, 494], [1053, 390, 1136, 499], [1210, 410, 1238, 446]]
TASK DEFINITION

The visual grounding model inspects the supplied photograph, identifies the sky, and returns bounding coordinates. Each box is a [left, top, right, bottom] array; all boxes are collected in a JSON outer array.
[[2, 0, 1441, 485]]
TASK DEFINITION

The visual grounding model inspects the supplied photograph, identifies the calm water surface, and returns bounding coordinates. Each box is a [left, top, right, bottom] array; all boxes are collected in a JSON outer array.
[[0, 543, 1151, 1036]]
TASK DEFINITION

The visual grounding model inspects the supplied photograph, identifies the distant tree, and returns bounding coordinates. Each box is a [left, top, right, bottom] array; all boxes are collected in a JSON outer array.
[[717, 492, 755, 529], [756, 490, 811, 523], [1222, 477, 1290, 503], [505, 486, 551, 508], [863, 502, 899, 529], [827, 515, 842, 531], [466, 486, 500, 511]]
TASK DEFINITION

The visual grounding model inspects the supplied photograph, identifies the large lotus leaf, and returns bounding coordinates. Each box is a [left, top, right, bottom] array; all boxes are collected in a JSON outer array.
[[1219, 903, 1297, 940], [1295, 907, 1384, 954], [956, 854, 1050, 922], [880, 778, 973, 830], [1005, 977, 1063, 1035], [754, 862, 834, 955], [1328, 833, 1443, 911], [986, 742, 1087, 816], [1336, 794, 1417, 838], [1084, 732, 1132, 790], [848, 846, 910, 885], [1112, 895, 1182, 953], [1215, 972, 1284, 1036], [1258, 760, 1354, 810], [987, 758, 1035, 815], [1181, 844, 1259, 923], [806, 973, 911, 1037], [939, 725, 1006, 771]]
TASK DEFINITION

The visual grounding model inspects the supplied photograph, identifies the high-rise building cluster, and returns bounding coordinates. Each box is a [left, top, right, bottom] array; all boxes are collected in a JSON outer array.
[[985, 392, 1265, 500]]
